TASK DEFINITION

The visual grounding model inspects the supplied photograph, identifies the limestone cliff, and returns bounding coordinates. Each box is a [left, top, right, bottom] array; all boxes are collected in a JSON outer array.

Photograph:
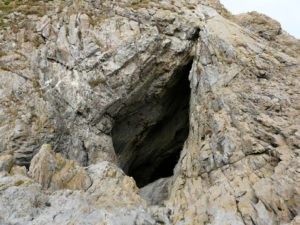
[[0, 0, 299, 224]]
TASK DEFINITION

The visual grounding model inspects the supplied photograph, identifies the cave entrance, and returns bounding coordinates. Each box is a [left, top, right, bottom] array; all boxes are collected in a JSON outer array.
[[112, 61, 192, 188]]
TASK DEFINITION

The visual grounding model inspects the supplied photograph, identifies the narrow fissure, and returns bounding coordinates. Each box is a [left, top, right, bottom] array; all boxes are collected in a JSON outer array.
[[112, 61, 192, 188]]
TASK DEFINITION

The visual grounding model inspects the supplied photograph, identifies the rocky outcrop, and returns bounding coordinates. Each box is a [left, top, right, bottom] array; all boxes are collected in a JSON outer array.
[[234, 11, 282, 41], [0, 0, 299, 224], [29, 144, 92, 191], [0, 159, 154, 224]]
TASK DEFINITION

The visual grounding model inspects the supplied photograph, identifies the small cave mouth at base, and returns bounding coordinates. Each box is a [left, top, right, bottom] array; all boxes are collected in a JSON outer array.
[[112, 61, 192, 188]]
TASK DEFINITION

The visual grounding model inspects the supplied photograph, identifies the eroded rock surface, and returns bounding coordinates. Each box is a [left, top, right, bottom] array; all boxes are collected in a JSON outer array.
[[0, 0, 299, 224], [29, 144, 92, 191]]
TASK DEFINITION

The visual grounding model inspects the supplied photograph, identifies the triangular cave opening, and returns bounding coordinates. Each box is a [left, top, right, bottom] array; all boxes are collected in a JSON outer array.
[[112, 61, 192, 188]]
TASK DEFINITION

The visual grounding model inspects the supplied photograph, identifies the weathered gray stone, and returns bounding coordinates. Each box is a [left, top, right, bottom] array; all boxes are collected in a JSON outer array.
[[0, 0, 299, 224], [140, 178, 171, 205], [0, 154, 13, 173]]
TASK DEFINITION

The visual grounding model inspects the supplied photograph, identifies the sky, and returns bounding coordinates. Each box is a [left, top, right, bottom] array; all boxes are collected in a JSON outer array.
[[220, 0, 300, 38]]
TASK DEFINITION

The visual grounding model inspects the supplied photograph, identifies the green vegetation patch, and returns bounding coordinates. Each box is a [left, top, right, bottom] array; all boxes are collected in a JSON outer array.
[[0, 0, 53, 28], [88, 78, 107, 88]]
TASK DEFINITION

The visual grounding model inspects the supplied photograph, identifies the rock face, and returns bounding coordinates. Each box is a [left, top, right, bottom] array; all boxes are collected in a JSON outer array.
[[0, 0, 299, 224], [29, 144, 92, 191]]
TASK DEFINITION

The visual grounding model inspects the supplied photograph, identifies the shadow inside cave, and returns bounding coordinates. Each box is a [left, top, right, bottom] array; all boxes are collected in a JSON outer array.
[[111, 61, 192, 188]]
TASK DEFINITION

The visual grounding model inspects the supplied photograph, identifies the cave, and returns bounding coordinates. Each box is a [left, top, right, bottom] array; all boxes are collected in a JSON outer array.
[[112, 61, 192, 188]]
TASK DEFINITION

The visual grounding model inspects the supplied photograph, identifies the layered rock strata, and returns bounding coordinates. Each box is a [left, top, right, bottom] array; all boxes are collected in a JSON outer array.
[[0, 0, 299, 224]]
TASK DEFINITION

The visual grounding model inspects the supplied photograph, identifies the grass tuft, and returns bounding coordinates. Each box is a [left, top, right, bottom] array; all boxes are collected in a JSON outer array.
[[88, 78, 107, 87]]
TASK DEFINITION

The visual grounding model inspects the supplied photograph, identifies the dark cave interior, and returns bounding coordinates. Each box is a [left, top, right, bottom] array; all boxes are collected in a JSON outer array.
[[112, 61, 192, 188]]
